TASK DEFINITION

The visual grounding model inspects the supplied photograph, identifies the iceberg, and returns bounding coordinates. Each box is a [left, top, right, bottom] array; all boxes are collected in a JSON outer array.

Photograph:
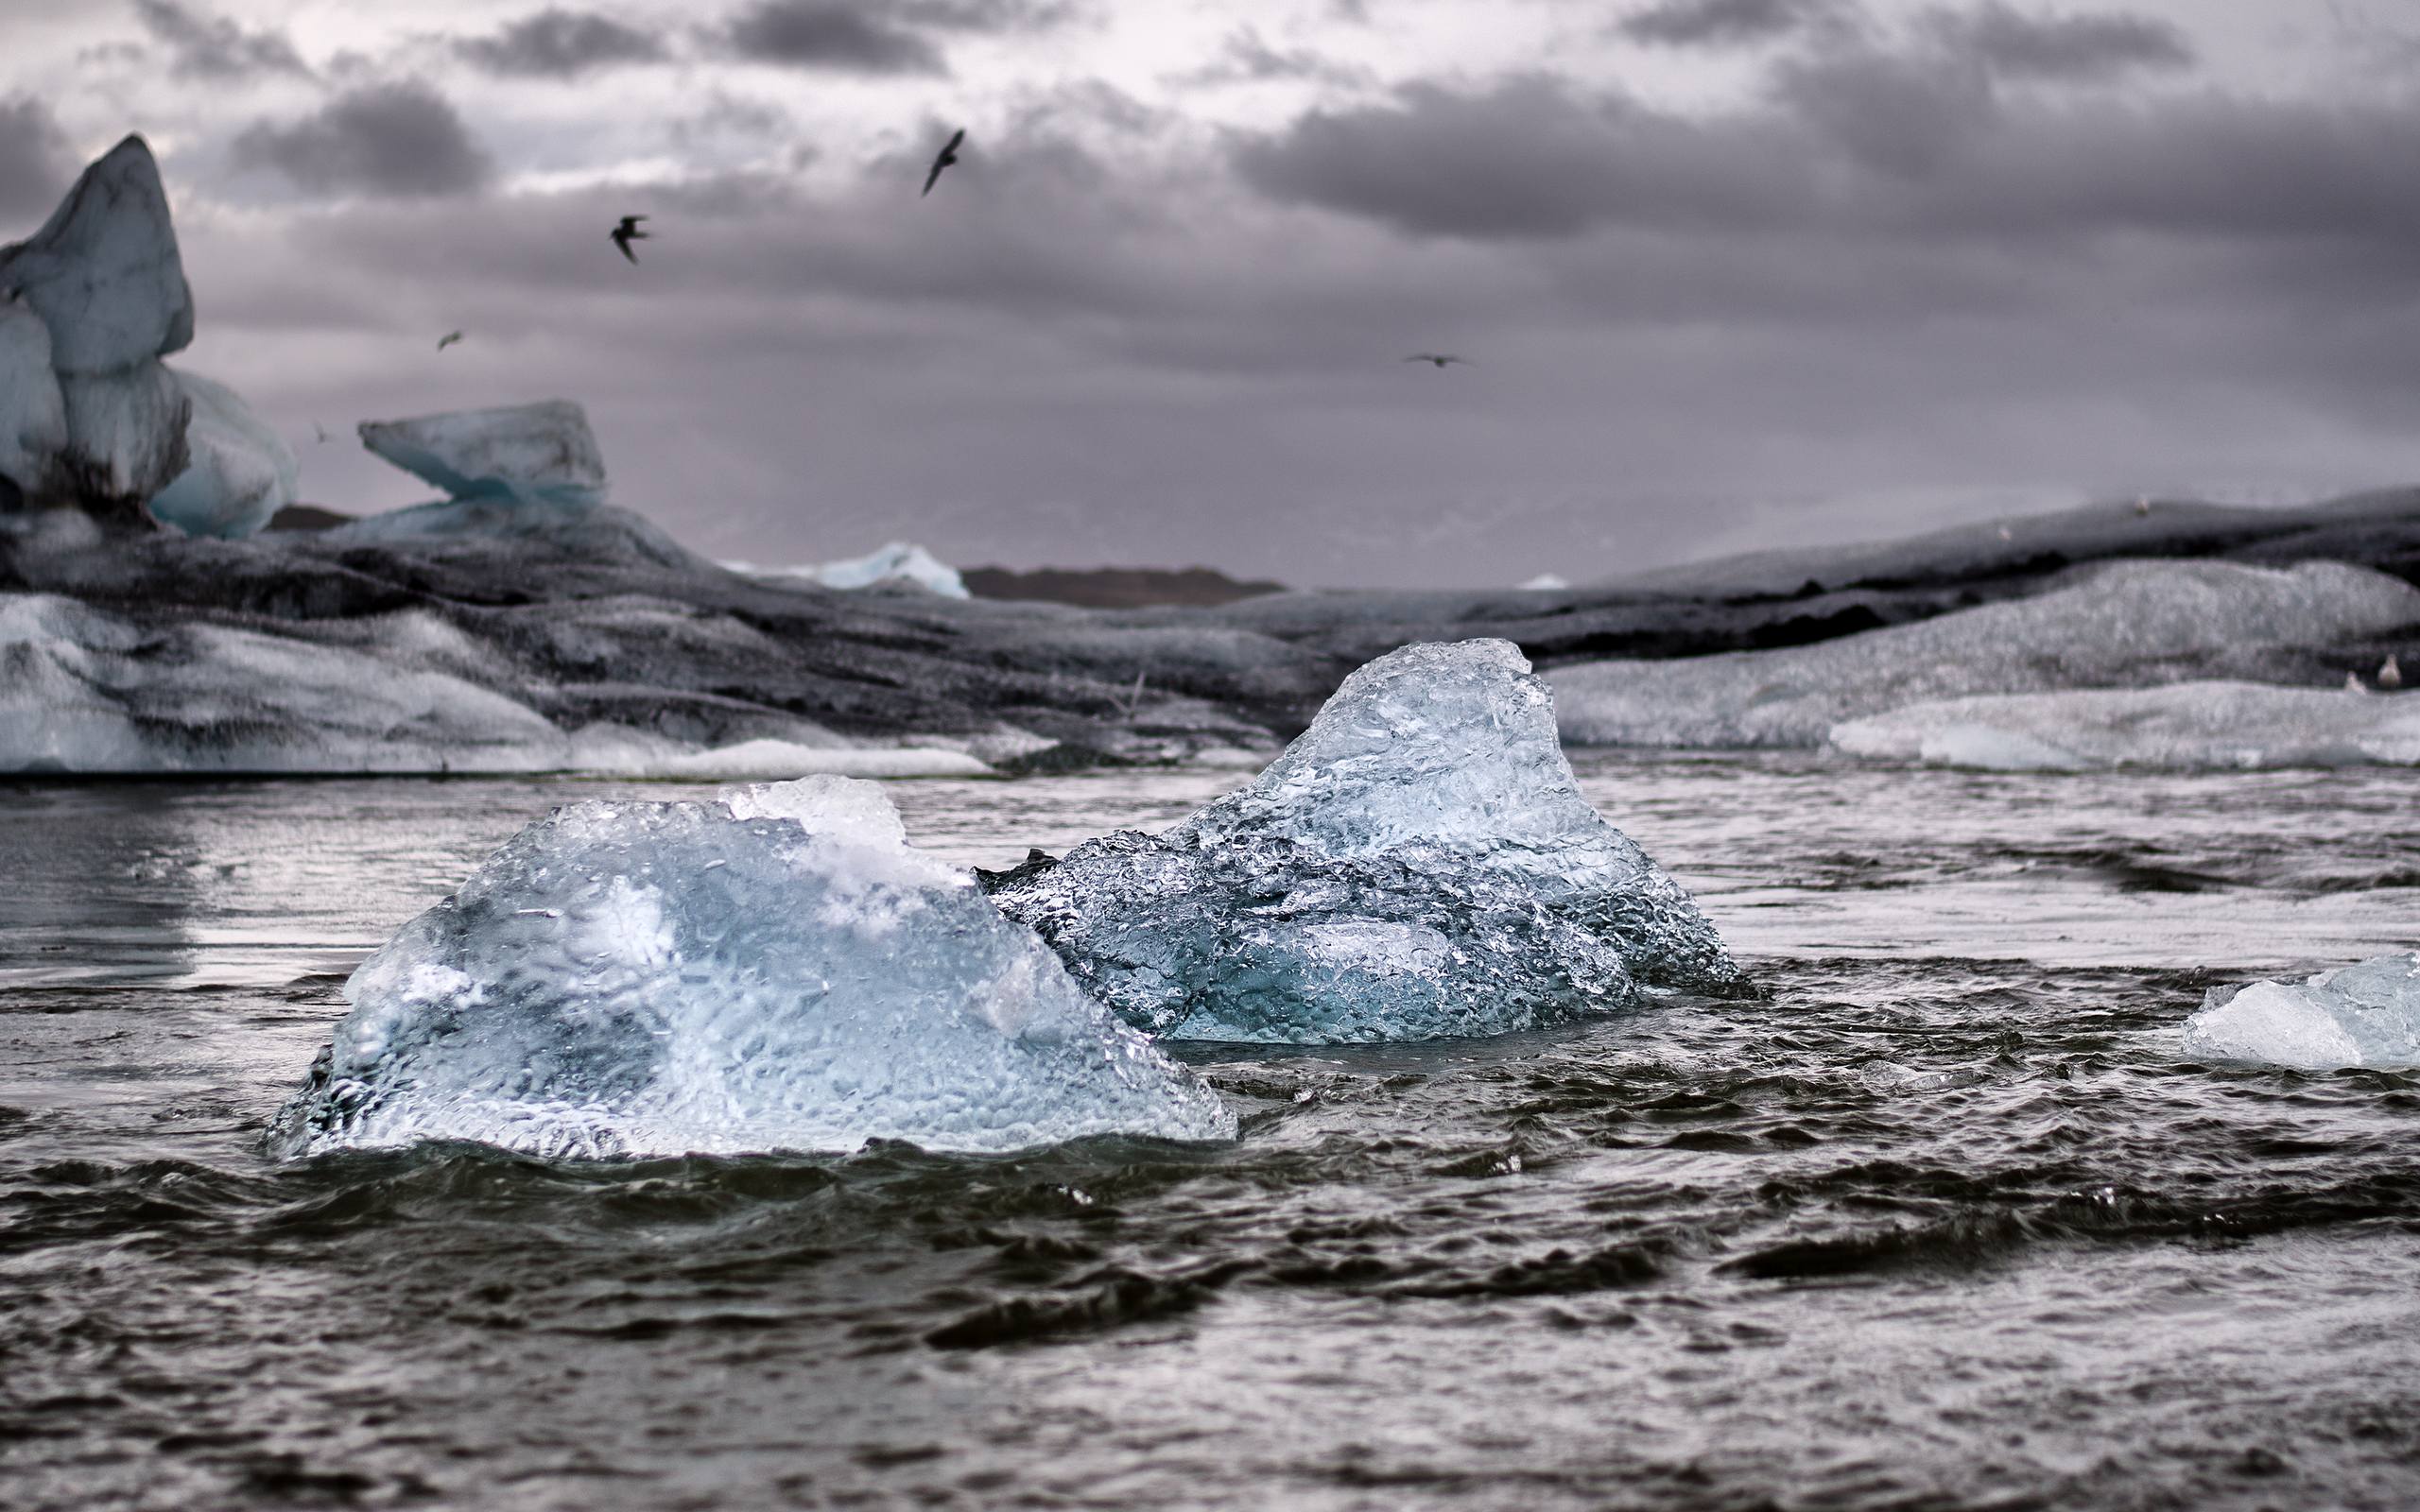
[[0, 299, 67, 497], [357, 401, 607, 509], [985, 639, 1744, 1043], [0, 593, 577, 773], [268, 777, 1236, 1159], [1830, 681, 2420, 771], [734, 541, 971, 598], [55, 360, 190, 509], [1552, 561, 2420, 748], [2182, 954, 2420, 1070], [0, 135, 193, 376], [145, 369, 298, 539]]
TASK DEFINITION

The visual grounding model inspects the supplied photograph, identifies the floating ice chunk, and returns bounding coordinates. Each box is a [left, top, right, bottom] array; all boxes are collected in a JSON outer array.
[[2183, 954, 2420, 1070], [986, 639, 1744, 1043], [1518, 573, 1569, 592], [1831, 681, 2420, 771], [0, 299, 66, 495], [268, 779, 1235, 1158], [0, 135, 194, 375], [734, 541, 971, 597], [146, 369, 297, 539], [55, 360, 190, 509], [358, 400, 606, 507], [1553, 561, 2420, 748]]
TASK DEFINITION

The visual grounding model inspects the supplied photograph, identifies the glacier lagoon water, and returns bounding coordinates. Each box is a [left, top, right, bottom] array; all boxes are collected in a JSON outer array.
[[5, 755, 2418, 1510]]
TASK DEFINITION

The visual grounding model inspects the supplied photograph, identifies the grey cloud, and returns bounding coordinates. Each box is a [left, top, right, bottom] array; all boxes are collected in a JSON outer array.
[[896, 0, 1082, 30], [1174, 27, 1374, 89], [1232, 59, 2420, 256], [455, 9, 670, 78], [1618, 0, 1843, 49], [232, 81, 495, 198], [716, 1, 948, 74], [1925, 2, 2195, 81], [131, 0, 313, 81], [0, 97, 71, 226], [1232, 77, 1806, 240]]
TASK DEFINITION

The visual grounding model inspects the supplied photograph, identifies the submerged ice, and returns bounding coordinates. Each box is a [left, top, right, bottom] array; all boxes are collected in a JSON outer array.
[[2182, 954, 2420, 1070], [985, 639, 1745, 1043], [270, 777, 1236, 1159]]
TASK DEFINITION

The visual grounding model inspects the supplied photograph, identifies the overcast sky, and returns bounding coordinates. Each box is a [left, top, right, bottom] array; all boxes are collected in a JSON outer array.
[[5, 0, 2417, 585]]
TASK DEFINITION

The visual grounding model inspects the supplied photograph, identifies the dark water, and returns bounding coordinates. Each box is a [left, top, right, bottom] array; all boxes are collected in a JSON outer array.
[[4, 756, 2417, 1511]]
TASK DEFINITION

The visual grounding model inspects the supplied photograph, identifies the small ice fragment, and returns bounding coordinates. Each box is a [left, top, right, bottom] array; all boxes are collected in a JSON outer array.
[[2182, 953, 2420, 1070]]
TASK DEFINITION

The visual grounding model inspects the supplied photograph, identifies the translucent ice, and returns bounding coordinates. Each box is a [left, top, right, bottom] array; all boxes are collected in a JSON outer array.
[[986, 639, 1744, 1043], [2182, 954, 2420, 1070], [1831, 681, 2420, 771], [146, 369, 297, 539], [1552, 561, 2420, 748], [269, 777, 1236, 1158], [358, 401, 606, 508]]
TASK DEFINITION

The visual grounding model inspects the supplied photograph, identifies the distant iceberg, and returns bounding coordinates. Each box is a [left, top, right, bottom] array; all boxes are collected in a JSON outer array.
[[356, 401, 606, 509], [1831, 681, 2420, 771], [731, 541, 970, 598], [0, 592, 991, 777], [987, 639, 1745, 1043], [2183, 954, 2420, 1070], [1552, 560, 2420, 748], [269, 777, 1235, 1159]]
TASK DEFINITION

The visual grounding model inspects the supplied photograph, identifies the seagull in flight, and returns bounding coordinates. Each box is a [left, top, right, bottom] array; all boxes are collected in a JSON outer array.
[[610, 215, 648, 264], [312, 421, 331, 444], [1405, 353, 1471, 369], [438, 331, 464, 352], [923, 129, 964, 197]]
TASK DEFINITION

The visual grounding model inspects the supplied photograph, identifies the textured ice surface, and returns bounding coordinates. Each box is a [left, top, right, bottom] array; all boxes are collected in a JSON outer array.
[[0, 136, 193, 375], [2183, 954, 2420, 1070], [1553, 561, 2420, 748], [0, 593, 574, 773], [0, 591, 1009, 776], [269, 778, 1236, 1158], [1831, 682, 2420, 770], [358, 401, 606, 507], [146, 369, 296, 539], [0, 300, 66, 493], [987, 639, 1744, 1043], [735, 541, 971, 597], [57, 360, 190, 507]]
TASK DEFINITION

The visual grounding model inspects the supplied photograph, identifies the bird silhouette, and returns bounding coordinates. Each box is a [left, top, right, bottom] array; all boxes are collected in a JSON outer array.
[[1405, 353, 1470, 369], [312, 421, 331, 444], [610, 215, 648, 264], [923, 129, 964, 197], [438, 331, 464, 352]]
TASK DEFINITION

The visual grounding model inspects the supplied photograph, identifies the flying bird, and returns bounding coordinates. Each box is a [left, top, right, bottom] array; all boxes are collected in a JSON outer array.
[[1405, 353, 1470, 369], [922, 129, 964, 197], [437, 331, 464, 352], [312, 421, 331, 445], [610, 215, 648, 264]]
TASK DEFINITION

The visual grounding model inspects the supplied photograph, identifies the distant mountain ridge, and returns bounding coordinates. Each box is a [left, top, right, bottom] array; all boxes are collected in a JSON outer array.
[[962, 565, 1287, 609]]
